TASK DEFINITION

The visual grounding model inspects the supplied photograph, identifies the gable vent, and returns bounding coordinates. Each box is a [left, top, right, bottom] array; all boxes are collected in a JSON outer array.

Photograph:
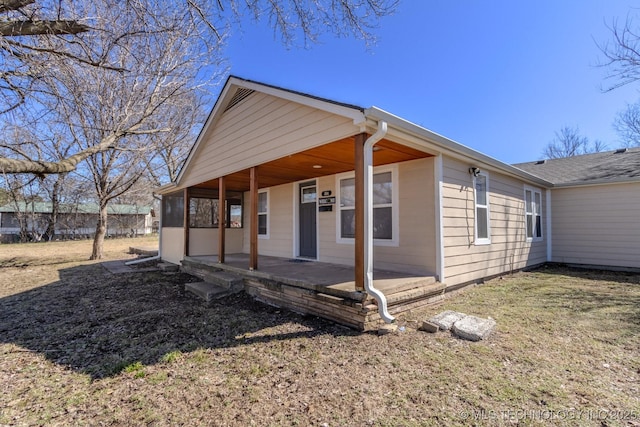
[[615, 148, 628, 154], [224, 88, 255, 112]]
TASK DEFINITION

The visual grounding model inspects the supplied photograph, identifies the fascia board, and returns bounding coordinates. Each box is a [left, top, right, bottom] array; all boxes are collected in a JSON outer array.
[[155, 182, 178, 196]]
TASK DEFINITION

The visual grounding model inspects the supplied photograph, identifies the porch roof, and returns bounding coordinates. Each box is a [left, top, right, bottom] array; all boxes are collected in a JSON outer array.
[[191, 134, 432, 192]]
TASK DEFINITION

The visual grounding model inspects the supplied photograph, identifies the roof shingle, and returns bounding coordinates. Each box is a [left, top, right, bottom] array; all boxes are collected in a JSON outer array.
[[513, 147, 640, 186]]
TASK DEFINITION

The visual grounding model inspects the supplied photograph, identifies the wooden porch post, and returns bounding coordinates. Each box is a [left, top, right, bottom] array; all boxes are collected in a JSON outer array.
[[249, 167, 258, 270], [183, 188, 190, 257], [354, 133, 367, 291], [218, 176, 226, 264]]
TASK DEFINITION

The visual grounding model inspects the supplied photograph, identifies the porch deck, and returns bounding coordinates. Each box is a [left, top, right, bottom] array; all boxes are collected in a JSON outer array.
[[181, 254, 453, 330]]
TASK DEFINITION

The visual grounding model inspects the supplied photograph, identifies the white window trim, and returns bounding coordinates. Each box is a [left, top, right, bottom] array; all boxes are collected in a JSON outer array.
[[473, 171, 491, 245], [335, 165, 399, 247], [524, 185, 543, 242], [258, 189, 269, 239]]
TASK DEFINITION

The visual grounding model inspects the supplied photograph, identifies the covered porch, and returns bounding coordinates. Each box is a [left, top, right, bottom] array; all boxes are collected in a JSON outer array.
[[158, 78, 445, 326], [162, 129, 442, 324]]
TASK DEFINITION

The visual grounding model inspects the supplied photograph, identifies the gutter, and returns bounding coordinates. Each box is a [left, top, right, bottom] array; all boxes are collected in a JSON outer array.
[[363, 120, 394, 323], [364, 107, 553, 188]]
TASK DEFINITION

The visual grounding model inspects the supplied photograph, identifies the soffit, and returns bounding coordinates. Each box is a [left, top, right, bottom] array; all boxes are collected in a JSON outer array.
[[193, 136, 432, 192]]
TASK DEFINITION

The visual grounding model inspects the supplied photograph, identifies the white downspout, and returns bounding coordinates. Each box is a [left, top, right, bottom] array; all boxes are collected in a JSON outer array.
[[125, 201, 162, 266], [364, 120, 394, 323]]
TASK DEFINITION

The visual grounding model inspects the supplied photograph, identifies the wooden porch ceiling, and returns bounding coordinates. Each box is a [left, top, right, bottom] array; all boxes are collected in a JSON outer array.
[[193, 136, 432, 192]]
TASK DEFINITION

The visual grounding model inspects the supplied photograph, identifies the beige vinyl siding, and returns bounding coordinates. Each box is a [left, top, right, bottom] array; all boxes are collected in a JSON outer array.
[[551, 183, 640, 268], [243, 182, 294, 258], [231, 158, 436, 275], [189, 228, 244, 256], [318, 158, 437, 276], [161, 227, 184, 265], [181, 92, 360, 188], [442, 157, 546, 286]]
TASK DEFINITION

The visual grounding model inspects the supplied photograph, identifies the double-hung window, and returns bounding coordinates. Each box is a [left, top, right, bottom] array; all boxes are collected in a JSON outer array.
[[474, 172, 491, 244], [525, 188, 542, 241], [257, 190, 268, 237], [338, 168, 397, 245]]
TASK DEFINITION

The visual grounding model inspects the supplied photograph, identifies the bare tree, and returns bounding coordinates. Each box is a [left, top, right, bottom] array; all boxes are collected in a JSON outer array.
[[28, 1, 221, 259], [1, 0, 396, 128], [541, 126, 606, 159], [599, 15, 640, 91], [597, 15, 640, 148], [614, 101, 640, 147], [1, 0, 397, 257]]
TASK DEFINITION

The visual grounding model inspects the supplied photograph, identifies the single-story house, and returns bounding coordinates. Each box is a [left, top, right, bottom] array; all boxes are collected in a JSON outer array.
[[157, 76, 639, 329], [0, 202, 154, 242]]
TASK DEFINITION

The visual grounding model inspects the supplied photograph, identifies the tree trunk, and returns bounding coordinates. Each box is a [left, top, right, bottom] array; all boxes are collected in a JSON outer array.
[[90, 203, 108, 260], [44, 177, 62, 241]]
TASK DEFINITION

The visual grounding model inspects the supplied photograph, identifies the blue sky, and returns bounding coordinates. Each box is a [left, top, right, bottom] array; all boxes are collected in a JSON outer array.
[[224, 1, 640, 163]]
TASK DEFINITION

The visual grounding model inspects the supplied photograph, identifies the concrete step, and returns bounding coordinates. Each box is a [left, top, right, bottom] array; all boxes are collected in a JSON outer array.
[[158, 262, 179, 272], [185, 281, 233, 302], [206, 270, 245, 291]]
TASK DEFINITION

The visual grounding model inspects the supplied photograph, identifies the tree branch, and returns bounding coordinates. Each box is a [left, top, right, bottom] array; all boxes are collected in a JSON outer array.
[[0, 134, 117, 174], [0, 21, 89, 37], [0, 0, 34, 13]]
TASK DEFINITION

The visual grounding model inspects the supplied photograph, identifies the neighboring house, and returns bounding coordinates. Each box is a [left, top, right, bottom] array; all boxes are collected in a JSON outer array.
[[0, 202, 154, 242], [515, 148, 640, 270], [157, 76, 639, 329]]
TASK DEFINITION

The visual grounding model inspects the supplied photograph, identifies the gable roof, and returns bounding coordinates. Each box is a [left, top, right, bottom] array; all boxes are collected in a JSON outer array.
[[513, 147, 640, 186], [175, 75, 367, 184], [167, 76, 553, 192], [0, 202, 152, 215]]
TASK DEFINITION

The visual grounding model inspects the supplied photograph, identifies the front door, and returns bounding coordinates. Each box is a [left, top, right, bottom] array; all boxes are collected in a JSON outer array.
[[299, 182, 317, 258]]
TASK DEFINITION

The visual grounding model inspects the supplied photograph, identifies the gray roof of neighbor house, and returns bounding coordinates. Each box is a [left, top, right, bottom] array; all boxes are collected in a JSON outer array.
[[0, 202, 152, 215], [513, 147, 640, 186]]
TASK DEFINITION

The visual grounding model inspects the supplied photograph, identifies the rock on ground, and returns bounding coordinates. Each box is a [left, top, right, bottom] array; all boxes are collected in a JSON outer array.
[[451, 315, 496, 341], [429, 310, 467, 331], [419, 320, 439, 333]]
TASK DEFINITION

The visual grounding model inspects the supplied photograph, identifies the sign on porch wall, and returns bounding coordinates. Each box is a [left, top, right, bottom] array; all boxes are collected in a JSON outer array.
[[318, 194, 335, 212], [318, 197, 336, 205]]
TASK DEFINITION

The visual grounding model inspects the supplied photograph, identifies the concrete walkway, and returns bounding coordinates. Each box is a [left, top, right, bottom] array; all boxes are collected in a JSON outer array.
[[102, 259, 158, 274]]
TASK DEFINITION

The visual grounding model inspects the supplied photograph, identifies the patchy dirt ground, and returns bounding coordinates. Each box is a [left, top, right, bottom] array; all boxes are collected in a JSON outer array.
[[1, 239, 639, 426]]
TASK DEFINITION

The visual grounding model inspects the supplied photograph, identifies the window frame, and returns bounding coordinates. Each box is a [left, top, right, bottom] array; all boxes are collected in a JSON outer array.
[[473, 171, 491, 245], [524, 186, 543, 242], [257, 189, 269, 239], [335, 165, 399, 247]]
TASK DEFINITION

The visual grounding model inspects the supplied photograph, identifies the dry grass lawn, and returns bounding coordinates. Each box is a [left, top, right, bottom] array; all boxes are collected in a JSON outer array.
[[1, 238, 639, 426]]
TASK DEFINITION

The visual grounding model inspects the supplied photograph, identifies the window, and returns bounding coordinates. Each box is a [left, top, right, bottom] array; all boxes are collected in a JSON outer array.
[[189, 197, 243, 229], [301, 186, 317, 204], [338, 168, 396, 243], [474, 173, 491, 244], [258, 190, 268, 237], [0, 212, 20, 228], [525, 188, 542, 241], [161, 192, 184, 227], [190, 198, 218, 228]]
